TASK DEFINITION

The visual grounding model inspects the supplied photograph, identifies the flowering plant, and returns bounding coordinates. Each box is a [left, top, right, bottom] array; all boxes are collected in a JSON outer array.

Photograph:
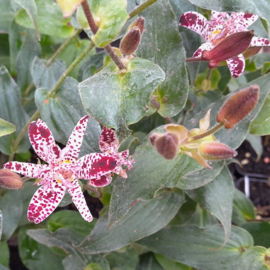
[[0, 0, 270, 269]]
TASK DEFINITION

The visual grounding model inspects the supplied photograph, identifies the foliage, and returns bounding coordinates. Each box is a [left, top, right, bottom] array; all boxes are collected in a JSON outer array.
[[0, 0, 270, 269]]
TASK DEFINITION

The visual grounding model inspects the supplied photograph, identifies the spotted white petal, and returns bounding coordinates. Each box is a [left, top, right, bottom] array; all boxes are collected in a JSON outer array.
[[68, 180, 93, 222], [226, 54, 245, 78], [65, 116, 89, 162], [193, 42, 214, 58], [250, 37, 270, 47], [27, 179, 66, 224]]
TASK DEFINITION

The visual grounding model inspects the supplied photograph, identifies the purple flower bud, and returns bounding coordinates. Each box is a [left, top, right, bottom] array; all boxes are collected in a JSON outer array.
[[120, 27, 141, 55], [0, 169, 23, 189]]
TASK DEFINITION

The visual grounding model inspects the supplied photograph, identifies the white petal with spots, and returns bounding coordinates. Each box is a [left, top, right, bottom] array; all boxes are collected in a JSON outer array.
[[65, 116, 89, 162], [226, 54, 245, 78], [68, 180, 93, 222], [250, 37, 270, 47], [27, 179, 66, 224], [193, 42, 214, 58]]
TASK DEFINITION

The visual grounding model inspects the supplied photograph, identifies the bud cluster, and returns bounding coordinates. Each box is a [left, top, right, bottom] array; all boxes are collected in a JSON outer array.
[[150, 85, 260, 169]]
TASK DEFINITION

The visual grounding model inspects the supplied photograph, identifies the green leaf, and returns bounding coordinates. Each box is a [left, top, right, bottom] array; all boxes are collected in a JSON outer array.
[[186, 166, 234, 245], [0, 66, 30, 155], [35, 77, 101, 155], [31, 57, 66, 90], [155, 254, 192, 270], [138, 225, 253, 270], [16, 29, 41, 92], [77, 0, 128, 47], [0, 118, 16, 137], [238, 246, 270, 270], [77, 189, 185, 254], [105, 248, 139, 270], [0, 1, 17, 32], [245, 134, 263, 161], [241, 222, 270, 248], [137, 0, 189, 117], [13, 0, 39, 39], [15, 0, 74, 38], [0, 242, 9, 268], [78, 52, 106, 81], [186, 74, 270, 149], [27, 227, 109, 270], [250, 94, 270, 135], [79, 58, 165, 137], [108, 125, 224, 228], [19, 226, 66, 270], [137, 253, 163, 270], [233, 188, 255, 226], [47, 211, 96, 237], [0, 190, 23, 241], [0, 264, 9, 270], [187, 0, 270, 38], [0, 34, 10, 70], [262, 62, 270, 75]]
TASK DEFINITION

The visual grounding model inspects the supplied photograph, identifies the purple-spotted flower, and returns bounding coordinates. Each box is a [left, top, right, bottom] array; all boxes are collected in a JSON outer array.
[[4, 116, 118, 224], [87, 127, 135, 187], [180, 11, 270, 77]]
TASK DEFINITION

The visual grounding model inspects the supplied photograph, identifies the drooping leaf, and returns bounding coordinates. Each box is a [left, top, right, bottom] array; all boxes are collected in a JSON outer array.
[[13, 0, 39, 39], [0, 242, 9, 268], [31, 57, 66, 90], [137, 0, 189, 117], [76, 189, 185, 254], [232, 188, 255, 226], [16, 29, 41, 92], [241, 222, 270, 248], [186, 166, 234, 244], [0, 118, 16, 137], [0, 190, 23, 241], [155, 254, 192, 270], [19, 226, 66, 270], [0, 1, 17, 32], [15, 0, 74, 38], [79, 58, 165, 139], [0, 34, 10, 70], [245, 134, 263, 161], [250, 94, 270, 135], [76, 0, 128, 47], [35, 77, 101, 156], [187, 0, 270, 38], [47, 211, 96, 237], [108, 125, 224, 228], [138, 225, 253, 270], [0, 66, 30, 155], [238, 246, 270, 270]]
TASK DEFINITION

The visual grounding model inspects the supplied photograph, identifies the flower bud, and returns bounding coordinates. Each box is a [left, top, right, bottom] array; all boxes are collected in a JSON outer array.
[[120, 27, 141, 55], [0, 169, 23, 189], [217, 85, 259, 128], [128, 17, 145, 34], [242, 46, 262, 59], [150, 132, 179, 160], [199, 142, 237, 160], [202, 30, 254, 66]]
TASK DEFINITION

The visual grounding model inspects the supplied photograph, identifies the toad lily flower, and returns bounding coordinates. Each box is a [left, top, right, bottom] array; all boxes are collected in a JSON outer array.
[[4, 116, 118, 224], [87, 127, 135, 187], [150, 110, 237, 169], [180, 11, 270, 77]]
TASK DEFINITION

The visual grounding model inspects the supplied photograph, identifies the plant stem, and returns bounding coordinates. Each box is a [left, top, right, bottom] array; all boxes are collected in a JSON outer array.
[[81, 0, 126, 70], [9, 110, 40, 161], [48, 41, 95, 97], [23, 29, 82, 97], [129, 0, 158, 19], [188, 122, 224, 142]]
